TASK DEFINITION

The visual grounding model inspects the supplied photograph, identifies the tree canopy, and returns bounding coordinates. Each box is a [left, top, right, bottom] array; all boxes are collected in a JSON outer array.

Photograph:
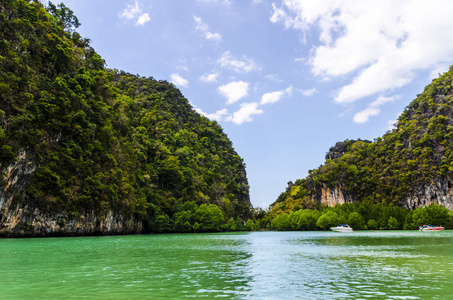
[[0, 0, 251, 234]]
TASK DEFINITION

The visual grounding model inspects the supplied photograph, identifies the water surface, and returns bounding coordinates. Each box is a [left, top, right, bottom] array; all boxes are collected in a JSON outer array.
[[1, 231, 452, 299]]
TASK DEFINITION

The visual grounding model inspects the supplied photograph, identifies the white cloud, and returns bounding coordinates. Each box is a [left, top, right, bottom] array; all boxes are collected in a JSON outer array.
[[119, 1, 140, 19], [271, 0, 453, 104], [353, 107, 381, 124], [301, 88, 316, 96], [119, 1, 150, 26], [218, 81, 249, 104], [200, 71, 220, 83], [194, 103, 263, 125], [226, 102, 264, 125], [194, 16, 222, 41], [218, 51, 259, 73], [170, 73, 189, 88], [353, 95, 398, 123], [195, 107, 229, 122], [136, 13, 150, 26], [260, 86, 293, 105]]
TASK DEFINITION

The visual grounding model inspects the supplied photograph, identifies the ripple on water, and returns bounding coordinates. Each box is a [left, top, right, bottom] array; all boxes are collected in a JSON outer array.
[[1, 231, 453, 299]]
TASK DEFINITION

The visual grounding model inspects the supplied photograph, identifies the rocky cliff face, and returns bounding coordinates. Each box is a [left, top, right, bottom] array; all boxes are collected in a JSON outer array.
[[311, 181, 453, 210], [311, 185, 356, 207], [0, 150, 142, 237], [404, 179, 453, 210], [0, 206, 142, 237]]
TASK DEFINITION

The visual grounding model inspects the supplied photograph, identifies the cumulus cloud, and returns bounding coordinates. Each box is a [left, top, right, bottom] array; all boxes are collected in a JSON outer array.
[[195, 103, 262, 125], [195, 107, 229, 122], [226, 102, 264, 125], [353, 95, 398, 123], [260, 86, 293, 105], [119, 0, 150, 26], [136, 13, 150, 26], [170, 73, 189, 88], [271, 0, 453, 103], [194, 16, 222, 41], [301, 88, 316, 96], [200, 71, 220, 83], [218, 51, 259, 73], [218, 81, 249, 104]]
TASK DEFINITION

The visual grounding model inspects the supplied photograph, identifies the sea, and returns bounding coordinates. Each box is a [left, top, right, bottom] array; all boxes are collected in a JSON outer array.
[[1, 230, 452, 299]]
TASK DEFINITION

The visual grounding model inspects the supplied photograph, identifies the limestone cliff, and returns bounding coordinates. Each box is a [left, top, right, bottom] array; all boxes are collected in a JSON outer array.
[[309, 181, 453, 210], [404, 179, 453, 210], [0, 149, 142, 237], [272, 65, 453, 213], [312, 185, 356, 207], [0, 0, 251, 236]]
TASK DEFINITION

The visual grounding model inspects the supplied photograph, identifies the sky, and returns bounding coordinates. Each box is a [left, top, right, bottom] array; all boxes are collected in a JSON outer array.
[[57, 0, 453, 209]]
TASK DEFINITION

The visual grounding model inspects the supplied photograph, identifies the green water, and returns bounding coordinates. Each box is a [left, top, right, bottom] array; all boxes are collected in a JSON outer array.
[[1, 231, 452, 299]]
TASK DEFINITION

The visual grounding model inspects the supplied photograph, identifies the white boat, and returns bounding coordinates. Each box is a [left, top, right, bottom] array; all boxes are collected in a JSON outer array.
[[330, 224, 353, 232], [419, 225, 445, 231]]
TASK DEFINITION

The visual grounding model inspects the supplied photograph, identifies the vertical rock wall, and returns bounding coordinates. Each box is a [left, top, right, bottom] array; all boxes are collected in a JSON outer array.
[[311, 181, 453, 210], [0, 150, 142, 237], [315, 185, 356, 207], [403, 179, 453, 210]]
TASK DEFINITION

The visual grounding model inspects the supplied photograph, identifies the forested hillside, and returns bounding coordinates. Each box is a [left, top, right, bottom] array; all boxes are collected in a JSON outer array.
[[0, 0, 250, 236], [272, 65, 453, 214]]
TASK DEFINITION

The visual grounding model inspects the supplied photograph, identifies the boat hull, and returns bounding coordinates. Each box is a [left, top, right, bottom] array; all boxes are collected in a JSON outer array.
[[420, 225, 445, 231], [330, 227, 353, 233], [421, 227, 444, 231]]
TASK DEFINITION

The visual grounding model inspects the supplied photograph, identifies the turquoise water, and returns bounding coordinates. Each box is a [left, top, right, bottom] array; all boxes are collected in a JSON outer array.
[[1, 231, 452, 299]]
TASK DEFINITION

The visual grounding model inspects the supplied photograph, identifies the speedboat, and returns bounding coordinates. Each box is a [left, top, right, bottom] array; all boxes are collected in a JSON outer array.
[[330, 224, 353, 232], [419, 225, 445, 231]]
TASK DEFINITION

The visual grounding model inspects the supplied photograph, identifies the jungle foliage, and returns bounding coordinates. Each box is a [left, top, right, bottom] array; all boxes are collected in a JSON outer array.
[[271, 64, 453, 215], [258, 202, 453, 231], [0, 0, 251, 233]]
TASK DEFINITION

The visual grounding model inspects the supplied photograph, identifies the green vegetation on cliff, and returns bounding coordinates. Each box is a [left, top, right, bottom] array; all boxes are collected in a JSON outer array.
[[271, 65, 453, 215], [0, 0, 250, 234]]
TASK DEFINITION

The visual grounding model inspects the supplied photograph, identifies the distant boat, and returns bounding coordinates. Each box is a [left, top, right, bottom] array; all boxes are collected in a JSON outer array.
[[419, 225, 445, 231], [330, 224, 353, 232]]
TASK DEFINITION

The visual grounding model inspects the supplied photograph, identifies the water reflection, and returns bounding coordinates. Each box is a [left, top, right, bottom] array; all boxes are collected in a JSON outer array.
[[241, 231, 453, 299], [1, 231, 453, 299]]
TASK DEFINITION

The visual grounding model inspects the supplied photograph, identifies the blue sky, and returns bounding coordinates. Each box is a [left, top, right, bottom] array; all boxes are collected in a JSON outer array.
[[58, 0, 453, 208]]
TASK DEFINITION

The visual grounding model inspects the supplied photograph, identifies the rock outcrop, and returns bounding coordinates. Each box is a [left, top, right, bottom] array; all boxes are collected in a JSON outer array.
[[313, 185, 356, 207], [0, 1, 251, 236], [0, 150, 141, 237], [310, 181, 453, 210], [0, 207, 142, 237], [404, 179, 453, 210]]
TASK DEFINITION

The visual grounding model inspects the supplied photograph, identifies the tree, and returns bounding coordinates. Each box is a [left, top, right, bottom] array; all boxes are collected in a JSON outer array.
[[271, 212, 290, 231], [244, 219, 256, 231], [425, 204, 451, 227], [47, 2, 80, 31], [388, 216, 399, 230], [316, 211, 339, 230], [194, 204, 225, 232], [347, 212, 365, 229], [411, 207, 429, 228], [367, 219, 378, 230]]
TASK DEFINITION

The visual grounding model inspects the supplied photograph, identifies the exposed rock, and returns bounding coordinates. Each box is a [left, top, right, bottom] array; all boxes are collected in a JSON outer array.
[[0, 150, 141, 237], [403, 179, 453, 210], [311, 184, 356, 207], [0, 206, 142, 237], [310, 181, 453, 210]]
